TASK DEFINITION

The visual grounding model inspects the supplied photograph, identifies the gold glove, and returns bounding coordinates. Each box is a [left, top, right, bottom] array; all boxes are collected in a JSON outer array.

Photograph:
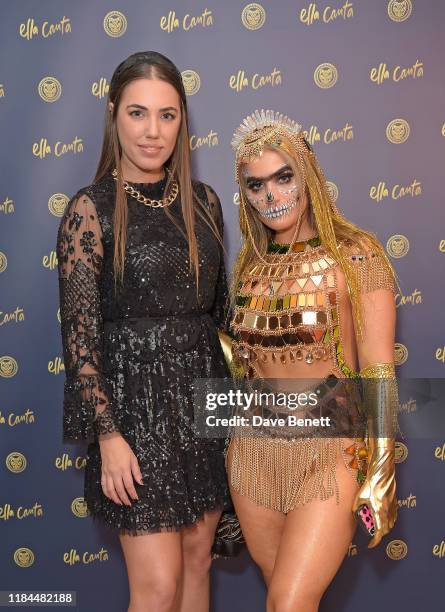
[[217, 330, 246, 379], [352, 362, 399, 548]]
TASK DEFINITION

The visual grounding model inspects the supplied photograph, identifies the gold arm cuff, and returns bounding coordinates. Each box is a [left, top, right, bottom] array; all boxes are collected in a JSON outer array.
[[359, 362, 400, 438], [359, 362, 395, 379]]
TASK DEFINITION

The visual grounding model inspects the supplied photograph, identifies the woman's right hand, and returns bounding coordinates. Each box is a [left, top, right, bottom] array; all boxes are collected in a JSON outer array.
[[98, 433, 144, 506]]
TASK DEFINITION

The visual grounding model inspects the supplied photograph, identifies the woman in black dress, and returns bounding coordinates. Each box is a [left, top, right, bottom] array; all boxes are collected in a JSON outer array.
[[56, 51, 231, 612]]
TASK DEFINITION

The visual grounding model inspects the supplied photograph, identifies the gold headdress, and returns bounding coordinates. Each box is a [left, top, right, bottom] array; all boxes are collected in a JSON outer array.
[[231, 109, 307, 184]]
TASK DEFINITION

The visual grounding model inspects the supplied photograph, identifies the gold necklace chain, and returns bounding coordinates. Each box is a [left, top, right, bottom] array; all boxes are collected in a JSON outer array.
[[112, 168, 179, 208]]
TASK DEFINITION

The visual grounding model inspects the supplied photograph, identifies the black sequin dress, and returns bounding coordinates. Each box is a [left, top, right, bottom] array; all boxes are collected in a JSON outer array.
[[56, 170, 231, 535]]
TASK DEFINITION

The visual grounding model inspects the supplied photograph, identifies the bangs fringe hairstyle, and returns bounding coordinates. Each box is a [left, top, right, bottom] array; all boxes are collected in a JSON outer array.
[[93, 51, 222, 294], [231, 136, 400, 340]]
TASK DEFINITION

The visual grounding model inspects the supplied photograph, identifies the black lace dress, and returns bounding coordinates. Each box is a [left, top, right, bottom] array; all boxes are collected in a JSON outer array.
[[56, 170, 231, 535]]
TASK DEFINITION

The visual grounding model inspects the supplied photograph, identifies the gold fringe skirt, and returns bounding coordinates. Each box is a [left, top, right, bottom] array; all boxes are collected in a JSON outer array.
[[226, 374, 366, 513], [227, 435, 359, 513]]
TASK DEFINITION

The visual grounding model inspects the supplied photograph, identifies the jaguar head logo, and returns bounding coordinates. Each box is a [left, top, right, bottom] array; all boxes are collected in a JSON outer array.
[[314, 63, 338, 89], [48, 193, 69, 217], [104, 11, 127, 37], [14, 547, 35, 567], [386, 539, 408, 560], [6, 451, 27, 473], [386, 119, 410, 143], [181, 70, 201, 95], [38, 77, 61, 102], [242, 3, 266, 30], [0, 356, 18, 378], [388, 0, 412, 22]]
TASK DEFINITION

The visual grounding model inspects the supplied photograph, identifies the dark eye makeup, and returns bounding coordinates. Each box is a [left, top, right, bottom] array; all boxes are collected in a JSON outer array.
[[246, 170, 294, 192]]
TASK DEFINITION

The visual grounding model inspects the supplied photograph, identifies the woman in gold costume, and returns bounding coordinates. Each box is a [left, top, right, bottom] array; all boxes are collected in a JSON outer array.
[[223, 110, 399, 611]]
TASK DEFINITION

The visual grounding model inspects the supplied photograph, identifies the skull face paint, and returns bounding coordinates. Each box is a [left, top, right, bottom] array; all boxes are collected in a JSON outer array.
[[241, 150, 304, 225]]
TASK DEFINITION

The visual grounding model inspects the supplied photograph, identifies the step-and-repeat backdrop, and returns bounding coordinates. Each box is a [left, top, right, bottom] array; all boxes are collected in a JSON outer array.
[[1, 1, 444, 610]]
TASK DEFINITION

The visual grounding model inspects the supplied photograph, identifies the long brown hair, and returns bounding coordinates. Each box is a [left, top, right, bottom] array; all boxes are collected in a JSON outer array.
[[93, 51, 221, 292], [232, 137, 400, 340]]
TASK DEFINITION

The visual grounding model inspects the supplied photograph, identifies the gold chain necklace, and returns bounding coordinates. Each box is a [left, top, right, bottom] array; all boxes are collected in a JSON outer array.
[[112, 168, 179, 208]]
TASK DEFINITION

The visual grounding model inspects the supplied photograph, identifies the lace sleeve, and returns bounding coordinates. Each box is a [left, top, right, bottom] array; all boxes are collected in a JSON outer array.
[[56, 191, 120, 441], [202, 184, 232, 334]]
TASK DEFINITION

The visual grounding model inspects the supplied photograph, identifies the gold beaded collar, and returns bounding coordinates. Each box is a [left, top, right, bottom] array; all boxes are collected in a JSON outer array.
[[268, 235, 321, 254]]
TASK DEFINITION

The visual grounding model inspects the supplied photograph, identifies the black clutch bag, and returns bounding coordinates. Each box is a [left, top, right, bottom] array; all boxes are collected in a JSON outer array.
[[211, 507, 245, 559]]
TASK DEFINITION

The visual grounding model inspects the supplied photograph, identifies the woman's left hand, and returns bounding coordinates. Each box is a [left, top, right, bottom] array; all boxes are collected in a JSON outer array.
[[352, 436, 397, 548]]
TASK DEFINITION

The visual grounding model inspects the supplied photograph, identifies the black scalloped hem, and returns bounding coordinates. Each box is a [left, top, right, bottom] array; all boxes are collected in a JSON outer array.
[[85, 498, 228, 537]]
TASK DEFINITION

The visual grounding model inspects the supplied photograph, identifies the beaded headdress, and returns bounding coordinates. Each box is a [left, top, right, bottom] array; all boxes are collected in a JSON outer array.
[[231, 109, 309, 185]]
